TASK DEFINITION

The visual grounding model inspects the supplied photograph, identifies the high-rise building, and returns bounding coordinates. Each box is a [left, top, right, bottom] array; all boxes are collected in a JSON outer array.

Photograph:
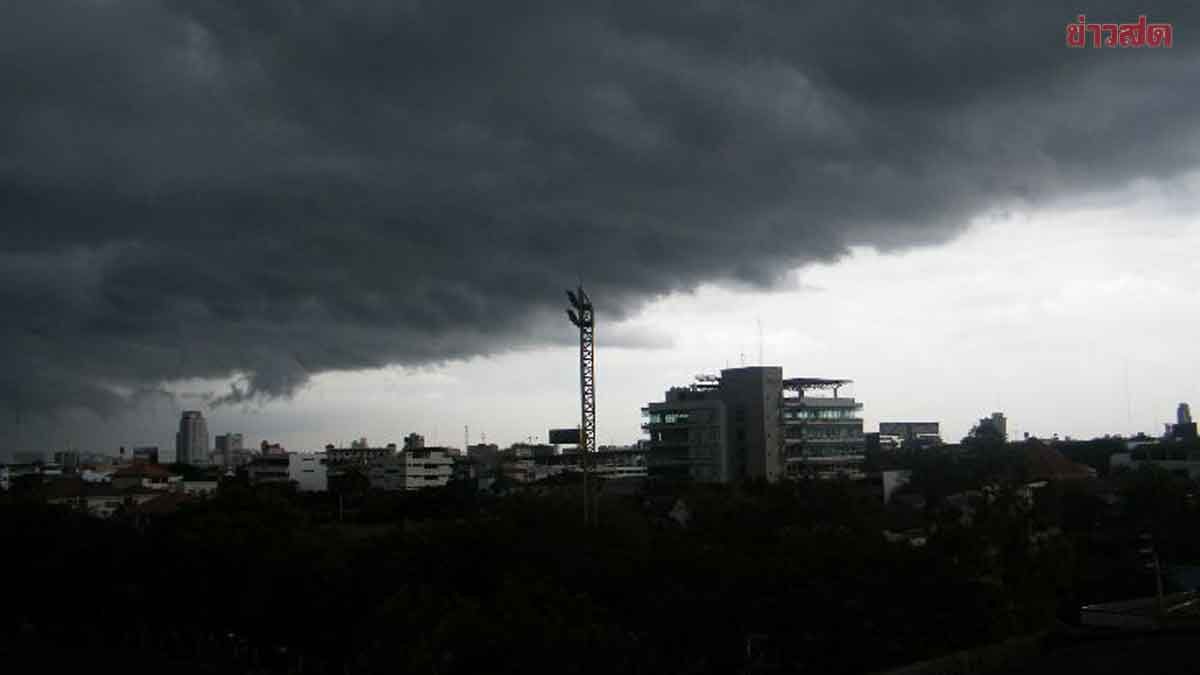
[[175, 411, 209, 466], [403, 433, 425, 451], [213, 433, 243, 469], [989, 412, 1008, 439], [1170, 402, 1197, 440]]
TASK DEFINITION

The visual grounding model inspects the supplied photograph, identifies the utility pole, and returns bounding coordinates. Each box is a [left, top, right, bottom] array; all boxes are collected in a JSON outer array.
[[566, 286, 596, 526]]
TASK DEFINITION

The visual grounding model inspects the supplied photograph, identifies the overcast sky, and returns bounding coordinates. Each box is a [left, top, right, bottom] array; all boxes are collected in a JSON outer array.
[[3, 2, 1199, 459]]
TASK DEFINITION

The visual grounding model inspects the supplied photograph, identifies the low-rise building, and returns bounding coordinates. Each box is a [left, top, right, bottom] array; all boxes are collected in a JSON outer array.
[[246, 455, 291, 486], [367, 447, 454, 491], [111, 463, 181, 491], [538, 447, 649, 480], [44, 479, 160, 519], [876, 422, 942, 451], [289, 452, 328, 492], [325, 443, 398, 472]]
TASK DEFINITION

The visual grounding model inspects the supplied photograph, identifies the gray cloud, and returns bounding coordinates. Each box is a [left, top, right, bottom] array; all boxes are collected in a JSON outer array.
[[2, 0, 1199, 421]]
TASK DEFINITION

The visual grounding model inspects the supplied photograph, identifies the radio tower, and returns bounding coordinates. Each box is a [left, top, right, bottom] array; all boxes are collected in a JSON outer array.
[[566, 285, 596, 525]]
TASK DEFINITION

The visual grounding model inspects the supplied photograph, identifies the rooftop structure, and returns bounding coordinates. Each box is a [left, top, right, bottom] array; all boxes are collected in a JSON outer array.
[[782, 379, 865, 479]]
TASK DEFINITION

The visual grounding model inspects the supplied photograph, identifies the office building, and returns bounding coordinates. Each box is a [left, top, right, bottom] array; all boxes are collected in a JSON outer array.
[[782, 378, 865, 479], [132, 446, 160, 464], [403, 433, 425, 450], [643, 382, 729, 482], [643, 367, 864, 483], [642, 366, 784, 483], [213, 434, 245, 469], [175, 411, 209, 466], [367, 447, 454, 491]]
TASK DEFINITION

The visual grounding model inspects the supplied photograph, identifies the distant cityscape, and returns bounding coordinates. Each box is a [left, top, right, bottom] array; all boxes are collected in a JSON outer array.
[[3, 365, 1196, 513]]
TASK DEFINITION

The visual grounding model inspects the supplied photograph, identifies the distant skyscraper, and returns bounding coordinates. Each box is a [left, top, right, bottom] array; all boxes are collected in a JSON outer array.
[[214, 433, 243, 468], [175, 411, 210, 466], [404, 433, 425, 451], [989, 412, 1008, 439], [1179, 403, 1193, 426]]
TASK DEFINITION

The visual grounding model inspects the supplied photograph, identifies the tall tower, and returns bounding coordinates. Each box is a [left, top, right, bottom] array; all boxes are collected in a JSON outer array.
[[1178, 403, 1193, 426], [176, 411, 210, 466], [566, 286, 596, 455], [566, 285, 596, 525]]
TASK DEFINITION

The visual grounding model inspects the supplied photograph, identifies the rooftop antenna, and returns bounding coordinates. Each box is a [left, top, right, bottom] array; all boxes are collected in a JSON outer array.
[[757, 317, 763, 366], [1124, 358, 1132, 433]]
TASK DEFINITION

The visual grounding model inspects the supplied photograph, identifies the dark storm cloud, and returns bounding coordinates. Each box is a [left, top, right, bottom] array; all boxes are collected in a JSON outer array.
[[3, 0, 1199, 414]]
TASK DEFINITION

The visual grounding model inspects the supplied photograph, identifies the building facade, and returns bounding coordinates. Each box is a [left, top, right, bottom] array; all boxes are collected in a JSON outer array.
[[782, 378, 865, 479], [876, 422, 942, 451], [367, 447, 454, 491], [643, 368, 863, 483], [643, 386, 729, 482], [288, 453, 328, 492], [213, 433, 247, 469], [175, 411, 210, 466]]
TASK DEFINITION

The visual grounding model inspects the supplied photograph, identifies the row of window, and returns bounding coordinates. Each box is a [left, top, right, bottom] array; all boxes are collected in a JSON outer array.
[[783, 409, 860, 420]]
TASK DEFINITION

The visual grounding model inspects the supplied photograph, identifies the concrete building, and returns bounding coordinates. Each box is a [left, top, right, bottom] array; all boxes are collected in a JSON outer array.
[[1169, 402, 1197, 440], [540, 447, 649, 480], [782, 378, 865, 479], [876, 422, 942, 451], [325, 443, 397, 471], [111, 463, 180, 491], [643, 383, 729, 482], [246, 455, 291, 486], [213, 433, 245, 469], [723, 367, 785, 482], [132, 446, 160, 464], [175, 411, 209, 466], [289, 453, 328, 492], [990, 412, 1008, 439], [367, 447, 454, 491], [643, 367, 788, 483], [403, 433, 425, 450]]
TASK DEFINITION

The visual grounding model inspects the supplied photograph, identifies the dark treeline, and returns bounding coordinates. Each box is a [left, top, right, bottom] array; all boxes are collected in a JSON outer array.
[[4, 453, 1199, 674]]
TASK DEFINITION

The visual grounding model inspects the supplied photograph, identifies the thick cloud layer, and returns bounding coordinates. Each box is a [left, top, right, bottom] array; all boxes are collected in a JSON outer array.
[[3, 0, 1199, 416]]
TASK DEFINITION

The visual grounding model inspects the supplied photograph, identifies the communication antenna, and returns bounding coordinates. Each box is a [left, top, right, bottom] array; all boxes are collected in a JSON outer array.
[[1124, 359, 1132, 432], [757, 317, 763, 366]]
